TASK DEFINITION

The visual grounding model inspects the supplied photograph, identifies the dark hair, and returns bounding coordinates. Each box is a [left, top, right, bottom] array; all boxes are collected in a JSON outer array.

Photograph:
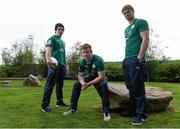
[[55, 23, 64, 31], [81, 43, 92, 53], [122, 4, 134, 13]]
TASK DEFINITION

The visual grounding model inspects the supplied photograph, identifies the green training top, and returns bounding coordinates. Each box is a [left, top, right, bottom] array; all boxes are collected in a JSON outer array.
[[79, 54, 104, 77], [124, 18, 149, 58], [46, 35, 66, 66]]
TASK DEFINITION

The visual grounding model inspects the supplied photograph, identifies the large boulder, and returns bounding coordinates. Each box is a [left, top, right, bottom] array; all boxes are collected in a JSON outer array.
[[108, 84, 173, 112], [23, 74, 41, 86]]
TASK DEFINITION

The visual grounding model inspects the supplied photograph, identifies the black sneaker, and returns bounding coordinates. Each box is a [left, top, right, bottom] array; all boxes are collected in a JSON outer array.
[[56, 102, 68, 107], [132, 116, 143, 125], [142, 114, 148, 121], [41, 107, 51, 112]]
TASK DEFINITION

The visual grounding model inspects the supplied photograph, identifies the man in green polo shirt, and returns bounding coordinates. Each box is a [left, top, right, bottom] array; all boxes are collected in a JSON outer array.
[[121, 4, 149, 125], [41, 23, 68, 112], [63, 43, 111, 122]]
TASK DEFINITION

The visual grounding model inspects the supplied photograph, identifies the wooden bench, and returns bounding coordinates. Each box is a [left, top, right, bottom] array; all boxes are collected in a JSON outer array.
[[1, 80, 12, 87]]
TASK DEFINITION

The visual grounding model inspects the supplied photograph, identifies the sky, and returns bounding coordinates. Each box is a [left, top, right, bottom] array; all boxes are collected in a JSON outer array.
[[0, 0, 180, 63]]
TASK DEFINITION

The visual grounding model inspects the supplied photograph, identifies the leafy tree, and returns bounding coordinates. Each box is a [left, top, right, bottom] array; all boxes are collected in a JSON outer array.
[[1, 35, 38, 77], [37, 47, 46, 65], [145, 27, 170, 81], [37, 47, 47, 78], [146, 27, 169, 61], [66, 41, 82, 64], [1, 48, 13, 65], [66, 41, 82, 78], [12, 35, 36, 65]]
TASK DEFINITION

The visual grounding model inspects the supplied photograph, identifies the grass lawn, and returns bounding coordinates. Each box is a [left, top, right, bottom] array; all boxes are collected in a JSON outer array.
[[0, 80, 180, 128]]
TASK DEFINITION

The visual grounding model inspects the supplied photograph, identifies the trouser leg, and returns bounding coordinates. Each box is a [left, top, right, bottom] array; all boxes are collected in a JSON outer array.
[[94, 77, 110, 113], [69, 81, 82, 110], [123, 57, 146, 115], [69, 75, 95, 110], [56, 65, 66, 105], [41, 67, 56, 108]]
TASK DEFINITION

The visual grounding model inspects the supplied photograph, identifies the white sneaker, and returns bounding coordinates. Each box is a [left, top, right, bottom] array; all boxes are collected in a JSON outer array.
[[103, 113, 111, 122], [63, 109, 75, 116]]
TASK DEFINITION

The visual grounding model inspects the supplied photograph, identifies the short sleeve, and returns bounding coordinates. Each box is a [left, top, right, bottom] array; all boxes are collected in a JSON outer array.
[[46, 37, 54, 48], [97, 57, 105, 72], [137, 19, 149, 32], [78, 59, 85, 72]]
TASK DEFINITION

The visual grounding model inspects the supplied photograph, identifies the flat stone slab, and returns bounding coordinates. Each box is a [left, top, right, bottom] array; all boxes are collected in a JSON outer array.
[[108, 84, 173, 112]]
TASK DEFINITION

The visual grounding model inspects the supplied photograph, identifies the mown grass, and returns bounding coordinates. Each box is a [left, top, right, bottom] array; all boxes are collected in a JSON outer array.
[[0, 80, 179, 128]]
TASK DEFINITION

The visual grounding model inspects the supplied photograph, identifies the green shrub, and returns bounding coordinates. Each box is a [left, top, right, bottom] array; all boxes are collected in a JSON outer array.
[[0, 64, 47, 78], [144, 61, 161, 81], [154, 60, 180, 82], [105, 62, 123, 81], [68, 63, 79, 79], [0, 65, 15, 77]]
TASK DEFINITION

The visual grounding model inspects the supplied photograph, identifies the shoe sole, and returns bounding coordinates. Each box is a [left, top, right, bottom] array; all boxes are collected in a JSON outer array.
[[63, 113, 70, 116], [132, 122, 143, 125], [63, 111, 75, 116], [63, 112, 73, 116]]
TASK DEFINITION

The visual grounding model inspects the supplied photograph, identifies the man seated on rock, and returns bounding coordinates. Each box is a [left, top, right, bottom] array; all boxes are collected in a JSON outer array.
[[63, 43, 111, 122]]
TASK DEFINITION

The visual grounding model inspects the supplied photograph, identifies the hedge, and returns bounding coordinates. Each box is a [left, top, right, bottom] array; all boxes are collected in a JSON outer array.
[[152, 60, 180, 82], [0, 60, 180, 82]]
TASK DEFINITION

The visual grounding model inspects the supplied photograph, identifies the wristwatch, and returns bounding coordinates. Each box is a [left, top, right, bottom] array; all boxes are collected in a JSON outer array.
[[138, 56, 143, 63]]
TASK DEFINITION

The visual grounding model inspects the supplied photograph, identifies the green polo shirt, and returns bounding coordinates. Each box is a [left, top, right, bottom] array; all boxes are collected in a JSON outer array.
[[79, 54, 104, 77], [46, 35, 66, 66], [124, 18, 149, 58]]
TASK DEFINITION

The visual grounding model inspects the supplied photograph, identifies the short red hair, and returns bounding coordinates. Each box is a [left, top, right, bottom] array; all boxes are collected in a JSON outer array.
[[122, 4, 134, 13], [81, 43, 92, 53]]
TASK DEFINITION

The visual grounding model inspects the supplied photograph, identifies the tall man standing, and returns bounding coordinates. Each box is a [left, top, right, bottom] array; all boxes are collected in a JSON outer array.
[[41, 23, 68, 112], [121, 4, 149, 125]]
